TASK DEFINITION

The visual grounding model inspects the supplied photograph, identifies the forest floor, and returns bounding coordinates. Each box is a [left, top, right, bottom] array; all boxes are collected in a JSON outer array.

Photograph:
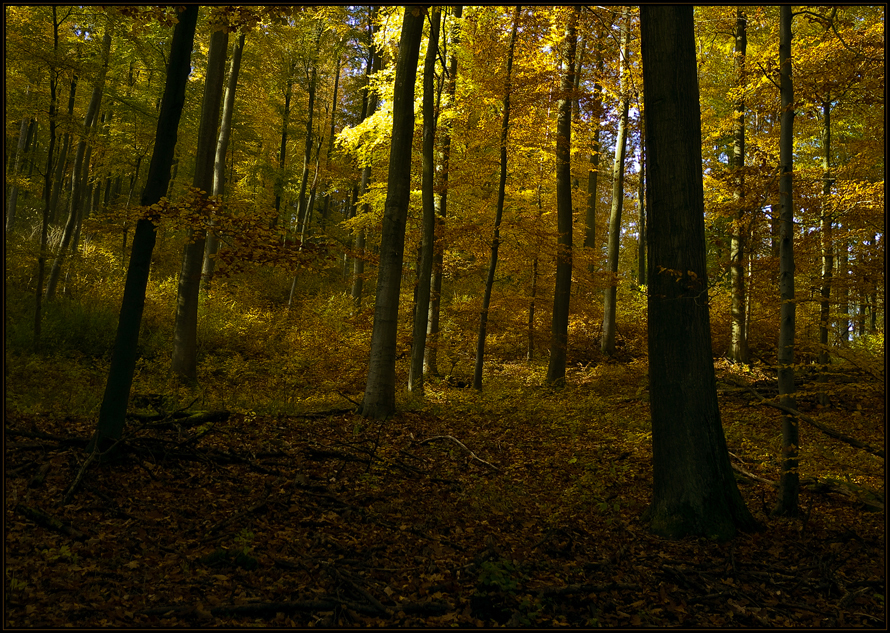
[[4, 358, 885, 627]]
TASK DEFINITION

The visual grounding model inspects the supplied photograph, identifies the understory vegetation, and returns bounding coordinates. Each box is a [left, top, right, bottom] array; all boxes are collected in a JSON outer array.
[[5, 232, 885, 627]]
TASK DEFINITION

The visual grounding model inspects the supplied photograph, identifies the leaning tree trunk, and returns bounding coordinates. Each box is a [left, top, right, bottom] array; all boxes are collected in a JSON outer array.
[[45, 32, 112, 302], [817, 98, 833, 406], [171, 28, 228, 385], [202, 31, 246, 292], [601, 11, 631, 357], [90, 6, 199, 452], [425, 4, 464, 377], [545, 7, 579, 386], [640, 5, 759, 540], [474, 5, 521, 391], [408, 7, 441, 394], [359, 6, 426, 419], [773, 5, 798, 518], [729, 8, 750, 364]]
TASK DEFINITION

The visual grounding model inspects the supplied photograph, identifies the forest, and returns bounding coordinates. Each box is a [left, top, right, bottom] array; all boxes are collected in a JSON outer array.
[[4, 5, 885, 627]]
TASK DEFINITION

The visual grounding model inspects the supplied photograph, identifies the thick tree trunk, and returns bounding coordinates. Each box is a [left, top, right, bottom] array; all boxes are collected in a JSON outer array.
[[45, 32, 111, 302], [640, 5, 759, 540], [91, 6, 198, 452], [359, 6, 426, 419], [774, 5, 798, 517], [202, 31, 246, 292], [474, 6, 521, 391], [817, 98, 833, 405], [171, 28, 228, 384], [729, 9, 750, 364], [409, 8, 441, 394], [425, 5, 463, 377], [545, 7, 579, 386], [601, 12, 631, 357]]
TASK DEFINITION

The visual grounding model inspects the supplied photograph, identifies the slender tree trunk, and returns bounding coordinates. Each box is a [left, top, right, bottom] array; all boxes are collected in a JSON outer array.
[[426, 5, 464, 377], [49, 79, 76, 227], [585, 44, 603, 267], [838, 243, 849, 343], [6, 89, 32, 233], [171, 28, 228, 384], [601, 11, 631, 357], [773, 5, 798, 517], [545, 7, 579, 385], [273, 64, 295, 228], [34, 9, 60, 350], [46, 32, 111, 302], [296, 31, 322, 232], [729, 9, 750, 363], [409, 8, 442, 394], [202, 31, 246, 292], [352, 10, 382, 311], [475, 5, 522, 391], [90, 6, 198, 452], [528, 174, 544, 361], [318, 53, 343, 233], [359, 6, 426, 419], [637, 112, 646, 286], [817, 98, 833, 405], [640, 5, 759, 540]]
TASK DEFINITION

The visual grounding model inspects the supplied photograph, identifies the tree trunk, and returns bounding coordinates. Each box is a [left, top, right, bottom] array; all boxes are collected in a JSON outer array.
[[171, 28, 228, 384], [90, 5, 198, 452], [838, 244, 849, 343], [601, 11, 631, 357], [352, 9, 382, 312], [49, 74, 76, 226], [359, 6, 426, 419], [425, 5, 464, 377], [45, 32, 112, 302], [296, 31, 322, 232], [6, 90, 32, 233], [34, 9, 60, 350], [637, 111, 646, 286], [273, 67, 294, 228], [474, 6, 522, 391], [545, 7, 579, 386], [773, 5, 798, 517], [729, 9, 750, 364], [640, 5, 759, 540], [817, 98, 833, 405], [585, 43, 603, 266], [408, 8, 441, 394], [318, 53, 343, 233], [202, 31, 246, 292]]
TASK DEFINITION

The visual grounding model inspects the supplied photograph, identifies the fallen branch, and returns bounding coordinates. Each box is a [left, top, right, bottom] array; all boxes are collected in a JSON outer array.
[[533, 581, 640, 596], [730, 461, 777, 487], [722, 377, 884, 459], [416, 435, 499, 471], [15, 503, 88, 540], [138, 598, 450, 619]]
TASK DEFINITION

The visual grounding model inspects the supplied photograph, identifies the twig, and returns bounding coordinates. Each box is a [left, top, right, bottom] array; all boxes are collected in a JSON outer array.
[[417, 435, 499, 471], [337, 391, 362, 409]]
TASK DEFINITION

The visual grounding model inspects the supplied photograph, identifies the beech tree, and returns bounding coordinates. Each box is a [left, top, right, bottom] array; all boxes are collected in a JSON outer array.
[[359, 6, 426, 419], [640, 5, 759, 540], [544, 7, 579, 386], [91, 5, 199, 452]]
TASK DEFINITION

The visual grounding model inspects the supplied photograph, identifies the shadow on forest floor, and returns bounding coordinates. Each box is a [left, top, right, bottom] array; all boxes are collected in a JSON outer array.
[[5, 360, 885, 627]]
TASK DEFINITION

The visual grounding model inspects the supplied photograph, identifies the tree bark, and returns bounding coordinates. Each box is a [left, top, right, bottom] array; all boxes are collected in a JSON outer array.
[[202, 31, 246, 292], [408, 8, 441, 394], [640, 5, 759, 540], [359, 6, 426, 419], [601, 10, 631, 357], [351, 8, 382, 311], [817, 98, 833, 405], [48, 75, 77, 226], [425, 5, 463, 377], [91, 5, 199, 452], [45, 32, 112, 302], [545, 7, 579, 385], [585, 43, 603, 267], [296, 29, 322, 232], [474, 6, 521, 391], [273, 64, 294, 228], [6, 88, 33, 233], [773, 5, 798, 517], [171, 27, 228, 384], [637, 110, 646, 286], [729, 8, 750, 364]]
